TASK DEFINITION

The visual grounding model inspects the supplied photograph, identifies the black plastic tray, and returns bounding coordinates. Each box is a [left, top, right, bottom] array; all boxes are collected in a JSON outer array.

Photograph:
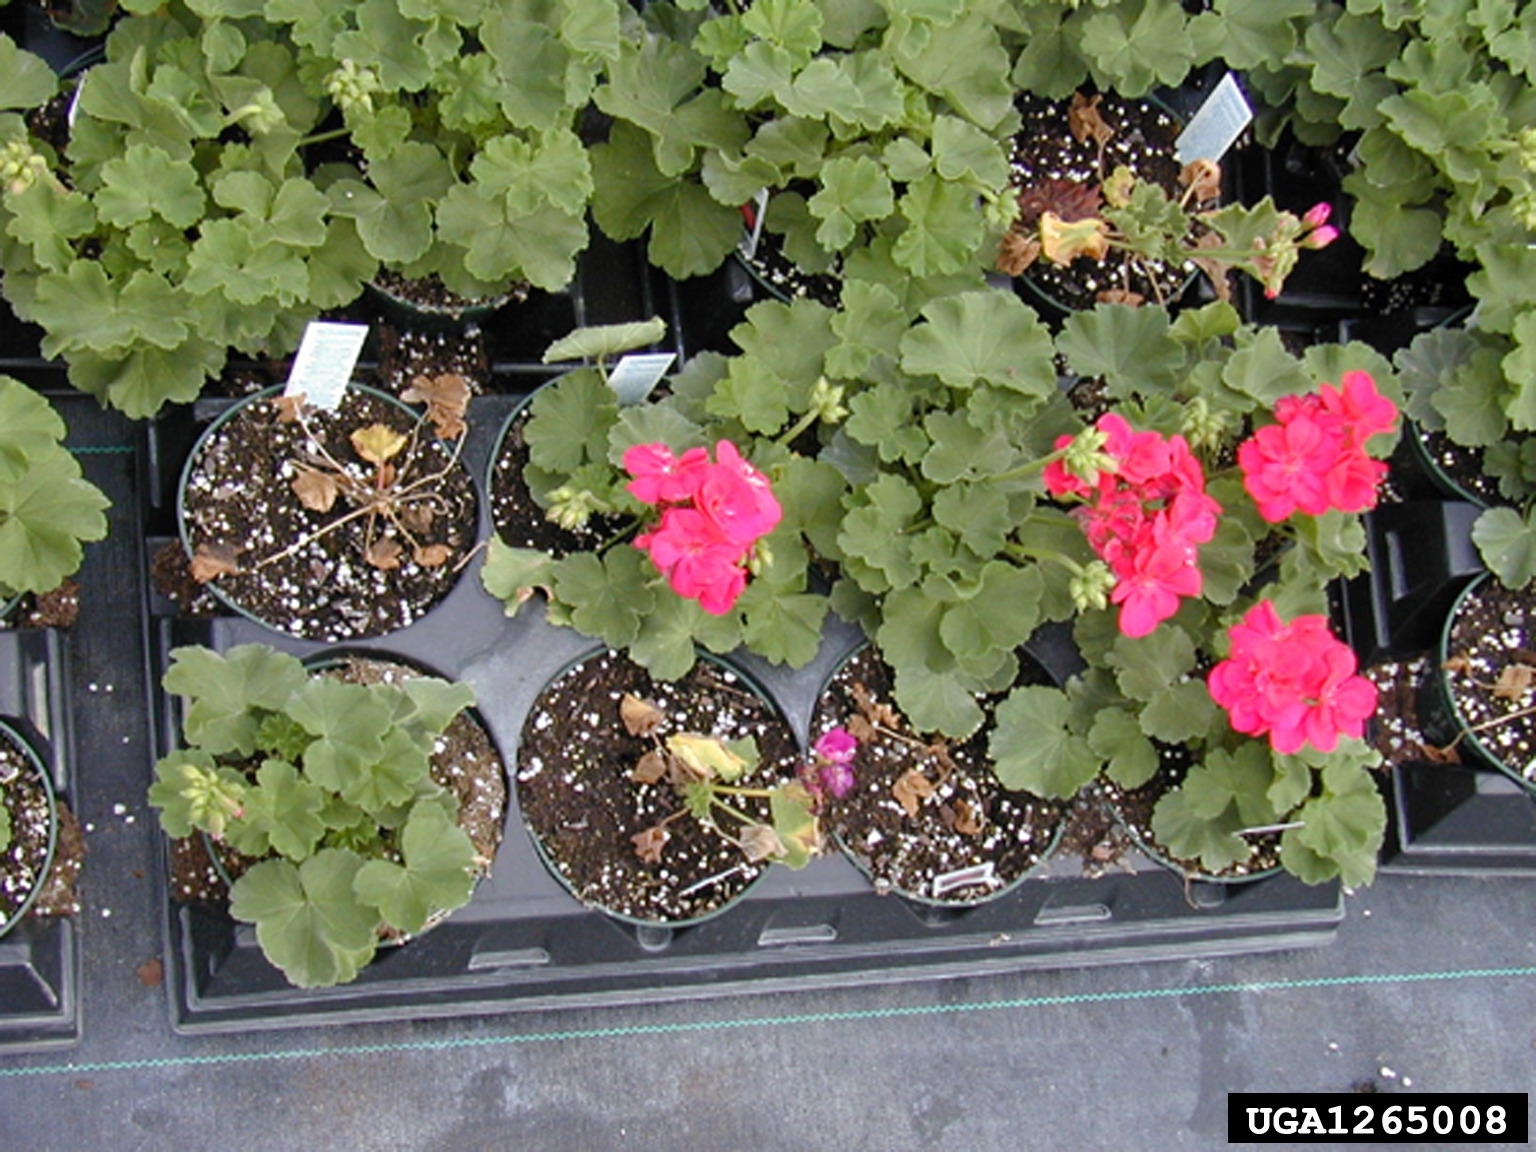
[[143, 392, 1342, 1035], [0, 628, 81, 1053], [1383, 757, 1536, 875]]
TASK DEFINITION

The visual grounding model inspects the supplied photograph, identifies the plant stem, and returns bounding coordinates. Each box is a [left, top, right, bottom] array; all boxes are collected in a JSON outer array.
[[777, 408, 820, 447], [296, 127, 351, 148]]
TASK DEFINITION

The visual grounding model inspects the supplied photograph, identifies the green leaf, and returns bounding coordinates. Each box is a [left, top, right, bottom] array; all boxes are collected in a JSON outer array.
[[1184, 744, 1277, 826], [892, 174, 986, 277], [990, 685, 1102, 798], [1303, 12, 1402, 129], [1344, 175, 1445, 279], [398, 678, 476, 738], [95, 143, 207, 230], [229, 851, 379, 988], [1079, 0, 1195, 96], [147, 751, 247, 840], [1088, 708, 1159, 789], [837, 474, 923, 590], [0, 39, 58, 110], [526, 368, 618, 473], [1221, 327, 1313, 410], [899, 290, 1056, 393], [553, 547, 655, 649], [891, 13, 1013, 130], [470, 128, 594, 218], [1056, 304, 1183, 397], [1140, 680, 1219, 745], [163, 644, 308, 758], [891, 660, 989, 741], [738, 587, 826, 667], [932, 483, 1012, 557], [1471, 506, 1536, 587], [0, 378, 66, 484], [289, 679, 395, 794], [353, 802, 477, 936], [827, 280, 907, 379], [1149, 788, 1251, 873], [806, 155, 894, 252], [939, 562, 1044, 657], [544, 317, 667, 364], [1286, 761, 1385, 887], [930, 114, 1009, 189], [232, 758, 327, 862], [627, 594, 711, 680], [4, 183, 98, 273], [1468, 243, 1536, 335], [1105, 625, 1197, 703]]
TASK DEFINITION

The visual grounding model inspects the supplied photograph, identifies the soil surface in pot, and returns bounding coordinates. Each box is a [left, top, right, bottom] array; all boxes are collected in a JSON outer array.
[[1007, 91, 1209, 311], [1439, 580, 1536, 787], [181, 389, 477, 641], [516, 650, 800, 923], [369, 268, 528, 317], [172, 656, 508, 920], [811, 647, 1064, 904], [1111, 745, 1282, 881], [1414, 425, 1502, 506], [0, 730, 54, 931], [737, 229, 841, 308]]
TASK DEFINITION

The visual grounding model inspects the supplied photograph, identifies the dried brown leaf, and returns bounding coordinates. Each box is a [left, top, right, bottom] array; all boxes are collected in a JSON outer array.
[[363, 536, 402, 570], [413, 543, 452, 568], [290, 465, 340, 513], [629, 750, 669, 784], [402, 373, 471, 440], [1096, 288, 1146, 307], [846, 714, 875, 743], [1493, 663, 1536, 702], [1068, 91, 1114, 146], [739, 824, 786, 864], [1442, 654, 1474, 676], [398, 504, 435, 534], [1418, 741, 1462, 764], [1188, 231, 1234, 304], [620, 693, 665, 737], [189, 544, 240, 583], [851, 683, 901, 731], [273, 393, 307, 423], [1179, 158, 1223, 203], [892, 769, 936, 818], [952, 797, 983, 836], [631, 826, 670, 864], [996, 232, 1042, 276]]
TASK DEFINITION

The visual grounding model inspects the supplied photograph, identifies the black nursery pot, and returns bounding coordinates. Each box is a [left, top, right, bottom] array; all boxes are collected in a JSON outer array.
[[176, 384, 479, 642], [0, 716, 58, 940], [1423, 573, 1536, 797], [810, 644, 1065, 908], [514, 646, 802, 928]]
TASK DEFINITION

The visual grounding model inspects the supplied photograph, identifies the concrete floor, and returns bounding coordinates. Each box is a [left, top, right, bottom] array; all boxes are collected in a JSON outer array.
[[0, 404, 1531, 1152]]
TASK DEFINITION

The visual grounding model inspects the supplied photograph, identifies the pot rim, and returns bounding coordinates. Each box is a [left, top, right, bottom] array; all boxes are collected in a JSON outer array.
[[0, 717, 59, 941]]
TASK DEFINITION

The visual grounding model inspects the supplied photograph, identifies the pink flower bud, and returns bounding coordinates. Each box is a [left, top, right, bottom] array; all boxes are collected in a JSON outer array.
[[1303, 224, 1340, 250], [1302, 202, 1332, 228]]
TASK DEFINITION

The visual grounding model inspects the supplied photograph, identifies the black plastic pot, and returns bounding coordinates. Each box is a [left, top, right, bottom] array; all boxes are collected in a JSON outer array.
[[0, 627, 79, 1053], [141, 394, 1344, 1035]]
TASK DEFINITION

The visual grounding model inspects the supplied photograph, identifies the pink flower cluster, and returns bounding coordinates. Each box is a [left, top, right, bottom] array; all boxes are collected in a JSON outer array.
[[1237, 371, 1397, 523], [1045, 414, 1221, 638], [800, 727, 857, 802], [1207, 600, 1376, 754], [624, 441, 781, 615]]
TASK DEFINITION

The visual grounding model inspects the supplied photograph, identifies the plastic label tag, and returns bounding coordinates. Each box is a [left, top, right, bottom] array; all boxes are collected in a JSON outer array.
[[1175, 73, 1253, 166], [738, 189, 770, 259], [931, 861, 996, 899], [607, 352, 676, 405], [283, 321, 369, 411]]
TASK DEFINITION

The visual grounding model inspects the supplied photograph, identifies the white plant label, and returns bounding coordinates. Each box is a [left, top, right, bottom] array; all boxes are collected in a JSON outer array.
[[608, 352, 676, 405], [931, 861, 997, 899], [283, 321, 369, 411], [739, 189, 770, 259], [1175, 73, 1254, 166]]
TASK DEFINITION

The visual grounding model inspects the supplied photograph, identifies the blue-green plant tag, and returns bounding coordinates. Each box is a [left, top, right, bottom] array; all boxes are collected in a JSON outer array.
[[1174, 73, 1252, 165], [284, 322, 370, 411], [607, 353, 676, 405]]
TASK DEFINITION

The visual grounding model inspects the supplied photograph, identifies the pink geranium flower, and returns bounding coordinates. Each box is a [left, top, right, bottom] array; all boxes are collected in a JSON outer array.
[[695, 440, 782, 547], [1207, 600, 1377, 754], [623, 444, 710, 505]]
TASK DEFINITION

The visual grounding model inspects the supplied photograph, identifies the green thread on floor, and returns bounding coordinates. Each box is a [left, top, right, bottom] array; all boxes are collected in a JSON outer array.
[[1, 964, 1533, 1080], [67, 444, 135, 455]]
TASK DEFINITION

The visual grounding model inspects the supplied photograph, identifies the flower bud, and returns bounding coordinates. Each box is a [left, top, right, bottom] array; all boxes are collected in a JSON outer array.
[[1302, 224, 1340, 250], [1069, 561, 1116, 613], [1180, 396, 1236, 453], [1061, 426, 1115, 486], [1302, 202, 1332, 228], [325, 60, 383, 114], [545, 486, 600, 531], [808, 376, 849, 426]]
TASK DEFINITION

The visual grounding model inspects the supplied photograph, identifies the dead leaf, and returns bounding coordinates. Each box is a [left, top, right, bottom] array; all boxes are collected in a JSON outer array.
[[996, 231, 1042, 276], [351, 423, 407, 466], [290, 464, 340, 513], [851, 683, 901, 731], [952, 797, 983, 836], [892, 769, 936, 818], [401, 373, 471, 440], [1179, 158, 1223, 203], [620, 693, 665, 737], [1493, 663, 1536, 701], [740, 824, 787, 863], [189, 543, 240, 583], [1067, 91, 1114, 147], [1188, 231, 1234, 304], [1040, 212, 1111, 265], [273, 393, 307, 423], [399, 503, 435, 534], [1442, 654, 1474, 676], [1096, 288, 1146, 307], [413, 543, 452, 568], [631, 826, 670, 864], [846, 714, 875, 743], [1418, 742, 1462, 764], [629, 750, 668, 784], [363, 536, 402, 570]]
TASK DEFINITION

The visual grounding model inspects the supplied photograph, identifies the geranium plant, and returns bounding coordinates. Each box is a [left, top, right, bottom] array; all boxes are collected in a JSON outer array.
[[148, 643, 490, 989], [986, 357, 1400, 886], [481, 316, 846, 679], [0, 375, 110, 603], [589, 0, 1024, 297]]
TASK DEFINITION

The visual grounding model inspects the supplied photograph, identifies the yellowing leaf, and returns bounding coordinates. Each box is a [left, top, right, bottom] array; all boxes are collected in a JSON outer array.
[[1040, 212, 1110, 265], [667, 732, 748, 782], [351, 423, 407, 465]]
